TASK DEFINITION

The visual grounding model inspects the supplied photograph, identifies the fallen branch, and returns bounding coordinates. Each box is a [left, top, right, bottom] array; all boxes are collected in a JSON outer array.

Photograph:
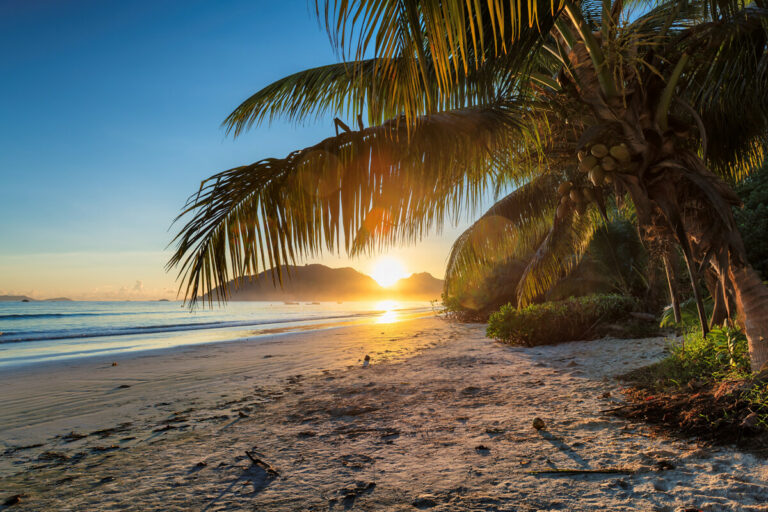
[[245, 450, 280, 477], [526, 468, 635, 475]]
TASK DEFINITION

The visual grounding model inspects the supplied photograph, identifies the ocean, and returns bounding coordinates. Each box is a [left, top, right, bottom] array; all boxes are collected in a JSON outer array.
[[0, 300, 434, 368]]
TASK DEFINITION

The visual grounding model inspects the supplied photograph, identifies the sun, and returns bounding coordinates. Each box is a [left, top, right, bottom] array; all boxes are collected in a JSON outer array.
[[370, 257, 407, 288]]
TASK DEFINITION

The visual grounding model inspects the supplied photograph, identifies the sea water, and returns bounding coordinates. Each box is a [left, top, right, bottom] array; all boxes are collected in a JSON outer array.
[[0, 300, 433, 368]]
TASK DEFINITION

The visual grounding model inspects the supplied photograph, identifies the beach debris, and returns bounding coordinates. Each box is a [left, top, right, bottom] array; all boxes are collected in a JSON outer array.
[[61, 431, 87, 443], [245, 449, 280, 477], [116, 384, 131, 389], [238, 410, 249, 418], [297, 430, 316, 438], [91, 445, 119, 453], [412, 494, 438, 508], [526, 468, 635, 475], [3, 443, 43, 456], [655, 459, 676, 471], [38, 451, 69, 462], [195, 461, 208, 468], [3, 494, 26, 507], [363, 354, 371, 367], [532, 417, 546, 430], [741, 412, 759, 429], [111, 362, 118, 366], [474, 445, 491, 453], [327, 405, 379, 417], [339, 481, 376, 507]]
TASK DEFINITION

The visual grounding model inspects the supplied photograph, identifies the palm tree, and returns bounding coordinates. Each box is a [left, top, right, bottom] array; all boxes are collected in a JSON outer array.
[[169, 0, 768, 370]]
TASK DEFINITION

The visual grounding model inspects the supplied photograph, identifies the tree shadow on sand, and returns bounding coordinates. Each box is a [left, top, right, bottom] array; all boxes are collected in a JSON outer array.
[[538, 431, 589, 468]]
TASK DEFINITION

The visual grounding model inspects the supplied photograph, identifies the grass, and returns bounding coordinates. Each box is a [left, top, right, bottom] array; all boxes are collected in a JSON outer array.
[[619, 325, 768, 444]]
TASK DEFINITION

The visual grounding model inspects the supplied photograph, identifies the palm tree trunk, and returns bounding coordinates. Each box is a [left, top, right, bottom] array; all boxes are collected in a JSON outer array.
[[662, 254, 682, 324], [680, 245, 708, 336], [706, 271, 728, 328], [729, 264, 768, 371]]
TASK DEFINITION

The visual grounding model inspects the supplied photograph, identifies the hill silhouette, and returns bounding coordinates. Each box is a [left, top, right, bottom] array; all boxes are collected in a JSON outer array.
[[209, 264, 443, 301]]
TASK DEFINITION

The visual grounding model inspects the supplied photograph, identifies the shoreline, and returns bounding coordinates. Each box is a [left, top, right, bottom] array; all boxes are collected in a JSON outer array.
[[0, 305, 435, 370], [2, 317, 767, 510]]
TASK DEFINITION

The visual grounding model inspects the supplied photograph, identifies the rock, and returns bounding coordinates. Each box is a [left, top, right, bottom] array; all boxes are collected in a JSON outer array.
[[111, 362, 118, 366], [532, 417, 546, 430], [655, 459, 676, 471], [363, 354, 370, 368]]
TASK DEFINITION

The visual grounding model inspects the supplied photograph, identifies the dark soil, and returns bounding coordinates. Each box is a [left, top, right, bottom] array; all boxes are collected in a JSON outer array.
[[614, 368, 768, 453]]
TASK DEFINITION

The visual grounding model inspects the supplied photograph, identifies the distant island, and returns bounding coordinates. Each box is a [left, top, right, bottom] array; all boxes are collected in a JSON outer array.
[[0, 295, 73, 302], [206, 264, 443, 302]]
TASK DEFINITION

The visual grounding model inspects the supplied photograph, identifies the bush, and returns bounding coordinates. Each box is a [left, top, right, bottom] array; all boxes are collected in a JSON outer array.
[[624, 326, 751, 390], [619, 327, 768, 439], [486, 293, 638, 346]]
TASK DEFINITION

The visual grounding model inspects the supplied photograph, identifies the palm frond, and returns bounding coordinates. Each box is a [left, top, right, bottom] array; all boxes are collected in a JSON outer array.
[[516, 206, 601, 306], [443, 173, 559, 296], [673, 5, 768, 179], [169, 102, 539, 305]]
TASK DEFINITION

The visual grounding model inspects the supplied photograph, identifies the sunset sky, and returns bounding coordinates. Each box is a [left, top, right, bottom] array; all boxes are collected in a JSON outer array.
[[1, 0, 474, 300]]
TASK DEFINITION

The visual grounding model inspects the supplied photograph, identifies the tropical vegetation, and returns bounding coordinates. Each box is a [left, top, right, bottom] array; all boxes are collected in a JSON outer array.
[[169, 0, 768, 370], [487, 293, 638, 345]]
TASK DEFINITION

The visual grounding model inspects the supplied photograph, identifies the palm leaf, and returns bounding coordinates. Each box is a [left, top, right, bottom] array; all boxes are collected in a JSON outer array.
[[443, 173, 559, 295], [169, 101, 537, 305], [516, 206, 600, 306]]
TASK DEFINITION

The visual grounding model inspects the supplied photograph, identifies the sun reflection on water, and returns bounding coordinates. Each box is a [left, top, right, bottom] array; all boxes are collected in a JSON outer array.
[[375, 300, 400, 324]]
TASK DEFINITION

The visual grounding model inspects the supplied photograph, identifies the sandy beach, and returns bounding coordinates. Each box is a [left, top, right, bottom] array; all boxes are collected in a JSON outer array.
[[1, 316, 767, 511]]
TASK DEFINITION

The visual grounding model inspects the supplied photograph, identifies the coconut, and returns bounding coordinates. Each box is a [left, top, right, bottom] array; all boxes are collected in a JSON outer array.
[[577, 150, 585, 162], [579, 155, 598, 173], [589, 166, 605, 186], [569, 189, 582, 203], [609, 144, 631, 163], [601, 156, 617, 171], [556, 203, 569, 220], [590, 143, 608, 158], [560, 195, 569, 205], [582, 187, 596, 203], [604, 173, 614, 184], [575, 202, 586, 214], [557, 182, 573, 196]]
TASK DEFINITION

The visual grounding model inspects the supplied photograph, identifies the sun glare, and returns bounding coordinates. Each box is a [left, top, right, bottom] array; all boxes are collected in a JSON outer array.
[[375, 300, 400, 323], [370, 257, 407, 288]]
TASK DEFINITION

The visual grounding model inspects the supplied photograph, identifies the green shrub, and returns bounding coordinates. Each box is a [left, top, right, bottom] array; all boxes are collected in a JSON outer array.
[[659, 296, 713, 329], [486, 294, 638, 346], [627, 326, 751, 390]]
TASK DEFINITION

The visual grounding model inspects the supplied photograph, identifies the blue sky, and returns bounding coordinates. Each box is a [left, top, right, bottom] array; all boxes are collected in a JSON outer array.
[[0, 0, 467, 299]]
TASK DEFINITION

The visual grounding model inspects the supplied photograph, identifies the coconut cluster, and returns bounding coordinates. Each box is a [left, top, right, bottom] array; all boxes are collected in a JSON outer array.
[[555, 181, 595, 219], [578, 142, 631, 186], [555, 141, 632, 220]]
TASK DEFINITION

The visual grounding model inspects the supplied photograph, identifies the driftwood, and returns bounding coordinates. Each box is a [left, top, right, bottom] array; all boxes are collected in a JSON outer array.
[[245, 450, 280, 477], [526, 468, 635, 475]]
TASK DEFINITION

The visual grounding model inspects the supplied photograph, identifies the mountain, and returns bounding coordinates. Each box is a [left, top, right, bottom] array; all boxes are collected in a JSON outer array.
[[0, 295, 35, 302], [209, 264, 443, 302], [0, 295, 73, 302], [390, 272, 444, 300]]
